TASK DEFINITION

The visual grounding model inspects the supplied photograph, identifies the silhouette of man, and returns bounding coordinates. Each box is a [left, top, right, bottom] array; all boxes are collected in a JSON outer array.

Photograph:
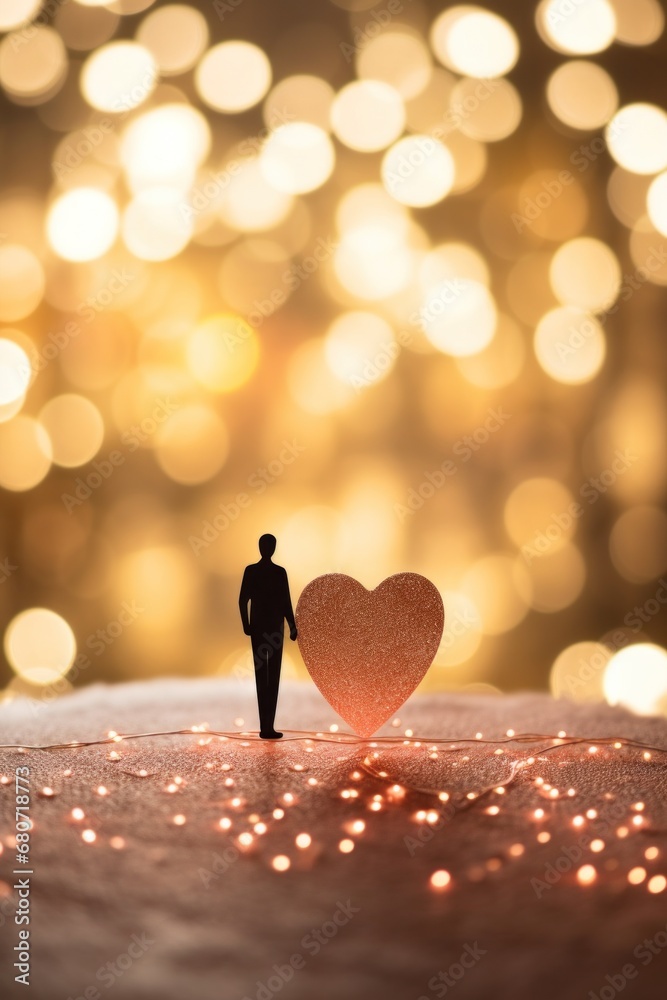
[[239, 534, 297, 739]]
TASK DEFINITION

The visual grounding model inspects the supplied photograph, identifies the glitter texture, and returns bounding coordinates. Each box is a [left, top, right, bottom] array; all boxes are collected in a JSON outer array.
[[295, 573, 445, 737]]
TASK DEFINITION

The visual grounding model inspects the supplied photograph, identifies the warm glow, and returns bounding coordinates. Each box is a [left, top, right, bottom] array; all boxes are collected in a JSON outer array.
[[606, 104, 667, 175], [331, 81, 406, 153], [549, 238, 621, 312], [603, 644, 667, 715], [120, 104, 211, 193], [136, 4, 209, 76], [451, 78, 523, 142], [0, 26, 66, 101], [0, 416, 52, 491], [0, 0, 41, 31], [647, 171, 667, 236], [357, 31, 432, 100], [324, 312, 396, 388], [462, 554, 531, 635], [187, 315, 260, 393], [122, 188, 193, 261], [382, 135, 455, 207], [81, 41, 157, 113], [547, 61, 618, 130], [4, 608, 76, 685], [420, 279, 497, 357], [260, 123, 335, 195], [538, 0, 616, 55], [534, 307, 606, 384], [0, 339, 31, 406], [431, 7, 519, 78], [0, 245, 44, 322], [195, 41, 271, 113], [39, 394, 105, 468], [550, 642, 612, 701], [47, 188, 119, 262], [610, 506, 667, 583], [155, 405, 229, 485]]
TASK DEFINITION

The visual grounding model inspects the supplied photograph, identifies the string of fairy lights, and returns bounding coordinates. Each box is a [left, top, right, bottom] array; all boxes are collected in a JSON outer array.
[[1, 719, 665, 890]]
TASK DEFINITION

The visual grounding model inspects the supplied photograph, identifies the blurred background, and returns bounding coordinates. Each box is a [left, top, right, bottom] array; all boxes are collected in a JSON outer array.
[[1, 0, 667, 717]]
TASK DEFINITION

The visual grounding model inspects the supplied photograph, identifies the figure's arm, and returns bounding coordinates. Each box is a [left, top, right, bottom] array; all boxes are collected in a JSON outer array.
[[283, 569, 297, 640], [239, 568, 252, 636]]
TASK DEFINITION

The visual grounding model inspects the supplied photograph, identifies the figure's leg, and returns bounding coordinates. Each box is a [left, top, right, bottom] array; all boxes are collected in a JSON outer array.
[[251, 635, 271, 734], [265, 639, 284, 734]]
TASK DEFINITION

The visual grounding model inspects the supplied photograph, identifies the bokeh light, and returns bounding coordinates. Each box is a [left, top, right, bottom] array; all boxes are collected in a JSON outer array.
[[431, 7, 519, 78], [0, 26, 67, 103], [604, 644, 667, 715], [136, 4, 209, 76], [81, 41, 157, 113], [0, 0, 666, 706], [195, 41, 271, 113], [606, 104, 667, 174], [0, 338, 31, 407], [534, 307, 606, 384], [0, 0, 42, 31], [0, 416, 52, 491], [260, 123, 335, 195], [537, 0, 616, 55], [187, 315, 260, 393], [4, 608, 76, 685], [550, 642, 612, 701], [0, 245, 44, 321], [357, 31, 432, 100], [324, 312, 397, 387], [47, 188, 119, 261], [420, 279, 497, 357], [382, 135, 455, 207], [549, 238, 621, 312], [331, 81, 405, 153], [155, 404, 229, 485], [39, 394, 105, 468], [546, 61, 618, 130]]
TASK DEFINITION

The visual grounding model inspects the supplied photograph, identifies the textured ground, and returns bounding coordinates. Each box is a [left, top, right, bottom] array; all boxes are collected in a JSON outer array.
[[1, 679, 666, 1000]]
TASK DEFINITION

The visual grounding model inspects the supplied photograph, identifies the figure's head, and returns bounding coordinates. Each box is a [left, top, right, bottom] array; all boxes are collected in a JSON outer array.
[[258, 533, 277, 558]]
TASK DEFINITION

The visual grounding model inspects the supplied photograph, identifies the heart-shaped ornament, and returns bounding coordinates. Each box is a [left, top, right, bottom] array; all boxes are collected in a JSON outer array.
[[296, 573, 444, 738]]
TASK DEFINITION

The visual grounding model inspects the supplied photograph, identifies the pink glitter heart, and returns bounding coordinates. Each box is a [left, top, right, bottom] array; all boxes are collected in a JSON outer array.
[[296, 573, 445, 738]]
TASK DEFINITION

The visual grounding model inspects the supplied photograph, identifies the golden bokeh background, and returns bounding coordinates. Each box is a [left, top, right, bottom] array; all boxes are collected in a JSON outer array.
[[1, 0, 667, 717]]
